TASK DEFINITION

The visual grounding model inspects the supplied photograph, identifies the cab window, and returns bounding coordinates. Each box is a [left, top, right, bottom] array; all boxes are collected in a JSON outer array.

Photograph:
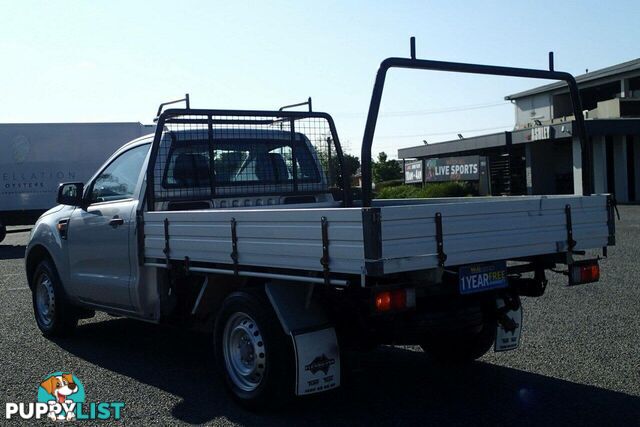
[[90, 144, 150, 203], [163, 139, 321, 189]]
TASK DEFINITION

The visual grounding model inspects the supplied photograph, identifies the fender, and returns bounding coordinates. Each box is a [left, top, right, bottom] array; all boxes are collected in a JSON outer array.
[[25, 205, 75, 289]]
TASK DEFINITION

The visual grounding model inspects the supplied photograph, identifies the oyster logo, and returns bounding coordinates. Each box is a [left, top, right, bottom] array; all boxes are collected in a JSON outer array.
[[12, 135, 30, 163], [305, 354, 335, 375]]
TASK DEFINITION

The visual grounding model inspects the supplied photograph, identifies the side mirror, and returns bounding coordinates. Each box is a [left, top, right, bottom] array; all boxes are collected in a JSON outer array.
[[57, 182, 85, 206]]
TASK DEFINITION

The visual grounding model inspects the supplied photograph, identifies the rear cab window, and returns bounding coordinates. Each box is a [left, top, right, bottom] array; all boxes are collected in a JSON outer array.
[[162, 138, 322, 190]]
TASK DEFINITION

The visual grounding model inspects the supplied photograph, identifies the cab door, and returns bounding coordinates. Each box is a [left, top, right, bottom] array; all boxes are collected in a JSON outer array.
[[67, 143, 150, 310]]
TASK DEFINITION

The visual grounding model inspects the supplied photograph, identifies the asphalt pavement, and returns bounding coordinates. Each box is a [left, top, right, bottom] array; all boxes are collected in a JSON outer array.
[[1, 207, 639, 426]]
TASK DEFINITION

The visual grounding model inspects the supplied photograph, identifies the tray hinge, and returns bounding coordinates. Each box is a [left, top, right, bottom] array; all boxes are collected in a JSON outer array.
[[230, 218, 239, 275], [435, 212, 447, 267], [320, 216, 330, 285]]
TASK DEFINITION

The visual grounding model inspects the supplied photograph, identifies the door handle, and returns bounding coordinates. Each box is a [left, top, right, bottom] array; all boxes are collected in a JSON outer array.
[[108, 216, 125, 228]]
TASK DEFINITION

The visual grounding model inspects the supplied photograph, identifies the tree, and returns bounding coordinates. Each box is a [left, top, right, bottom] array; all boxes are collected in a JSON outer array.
[[316, 146, 360, 188], [372, 151, 402, 183], [342, 153, 360, 178]]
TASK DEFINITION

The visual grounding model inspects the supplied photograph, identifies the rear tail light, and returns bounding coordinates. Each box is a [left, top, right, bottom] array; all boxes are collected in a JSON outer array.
[[375, 291, 392, 312], [374, 288, 416, 312], [569, 260, 600, 286]]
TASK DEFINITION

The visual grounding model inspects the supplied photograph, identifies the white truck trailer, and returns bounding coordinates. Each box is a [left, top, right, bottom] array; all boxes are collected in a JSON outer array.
[[0, 122, 153, 242], [25, 43, 616, 409]]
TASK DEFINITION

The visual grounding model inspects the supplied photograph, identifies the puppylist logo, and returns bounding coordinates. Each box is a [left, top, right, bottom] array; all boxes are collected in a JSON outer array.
[[5, 372, 125, 421]]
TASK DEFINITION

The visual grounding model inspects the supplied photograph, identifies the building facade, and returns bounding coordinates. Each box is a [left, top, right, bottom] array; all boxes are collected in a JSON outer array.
[[398, 58, 640, 202]]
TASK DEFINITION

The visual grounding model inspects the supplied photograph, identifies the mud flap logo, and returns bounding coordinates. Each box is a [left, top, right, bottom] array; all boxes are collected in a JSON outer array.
[[293, 328, 340, 396], [305, 354, 336, 375]]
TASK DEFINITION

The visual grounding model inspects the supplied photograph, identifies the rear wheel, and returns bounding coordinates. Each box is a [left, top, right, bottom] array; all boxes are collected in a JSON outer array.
[[420, 315, 496, 364], [214, 289, 294, 410], [32, 259, 78, 337]]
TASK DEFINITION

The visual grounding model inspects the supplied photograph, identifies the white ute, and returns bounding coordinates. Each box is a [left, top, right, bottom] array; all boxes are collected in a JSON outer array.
[[26, 45, 616, 409]]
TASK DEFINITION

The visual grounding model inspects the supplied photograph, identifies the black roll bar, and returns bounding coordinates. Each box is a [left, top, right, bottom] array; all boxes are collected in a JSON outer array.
[[360, 38, 591, 207]]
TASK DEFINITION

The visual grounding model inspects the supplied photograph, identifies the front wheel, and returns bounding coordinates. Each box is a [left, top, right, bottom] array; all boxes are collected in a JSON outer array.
[[214, 289, 294, 410], [31, 259, 78, 337]]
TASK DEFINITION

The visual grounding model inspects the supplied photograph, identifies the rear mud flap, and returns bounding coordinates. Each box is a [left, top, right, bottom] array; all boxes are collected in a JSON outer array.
[[494, 296, 523, 352], [265, 281, 341, 395], [292, 327, 340, 396]]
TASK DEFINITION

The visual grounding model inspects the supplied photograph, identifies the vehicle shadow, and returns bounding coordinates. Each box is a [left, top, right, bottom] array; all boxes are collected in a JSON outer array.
[[0, 244, 26, 260], [54, 318, 639, 426]]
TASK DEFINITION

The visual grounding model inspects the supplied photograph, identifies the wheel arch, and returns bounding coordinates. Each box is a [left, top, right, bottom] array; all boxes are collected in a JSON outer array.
[[25, 244, 54, 290], [187, 274, 268, 323]]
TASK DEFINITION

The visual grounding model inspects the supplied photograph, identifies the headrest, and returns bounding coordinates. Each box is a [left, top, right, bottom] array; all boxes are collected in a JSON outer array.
[[173, 153, 210, 187], [255, 152, 289, 183], [269, 153, 289, 182]]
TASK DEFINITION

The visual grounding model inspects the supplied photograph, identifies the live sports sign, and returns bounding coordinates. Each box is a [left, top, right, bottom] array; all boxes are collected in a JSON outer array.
[[424, 155, 482, 182]]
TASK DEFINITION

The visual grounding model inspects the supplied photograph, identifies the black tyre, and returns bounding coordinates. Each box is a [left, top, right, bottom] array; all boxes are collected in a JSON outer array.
[[31, 259, 78, 337], [214, 289, 294, 410], [0, 223, 6, 243], [420, 316, 496, 364]]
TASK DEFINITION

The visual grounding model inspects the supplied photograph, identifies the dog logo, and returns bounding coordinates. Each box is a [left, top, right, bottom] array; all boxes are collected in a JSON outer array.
[[37, 372, 85, 421]]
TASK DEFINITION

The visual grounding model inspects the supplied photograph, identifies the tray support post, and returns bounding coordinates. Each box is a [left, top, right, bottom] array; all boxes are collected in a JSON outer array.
[[320, 216, 330, 285], [163, 218, 171, 269], [435, 212, 447, 267], [230, 218, 239, 275]]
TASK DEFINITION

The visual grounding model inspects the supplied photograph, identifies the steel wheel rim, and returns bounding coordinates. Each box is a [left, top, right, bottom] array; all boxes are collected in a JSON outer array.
[[222, 312, 266, 392], [36, 273, 55, 328]]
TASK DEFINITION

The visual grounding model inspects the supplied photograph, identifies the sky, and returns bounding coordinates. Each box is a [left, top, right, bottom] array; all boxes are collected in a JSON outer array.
[[1, 0, 638, 159]]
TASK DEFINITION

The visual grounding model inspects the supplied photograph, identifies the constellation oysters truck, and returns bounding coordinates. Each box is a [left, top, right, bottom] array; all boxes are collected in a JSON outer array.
[[0, 122, 153, 243], [25, 55, 616, 408]]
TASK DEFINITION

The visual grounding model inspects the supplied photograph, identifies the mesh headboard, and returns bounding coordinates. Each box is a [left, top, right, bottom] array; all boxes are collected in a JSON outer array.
[[147, 109, 350, 209]]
